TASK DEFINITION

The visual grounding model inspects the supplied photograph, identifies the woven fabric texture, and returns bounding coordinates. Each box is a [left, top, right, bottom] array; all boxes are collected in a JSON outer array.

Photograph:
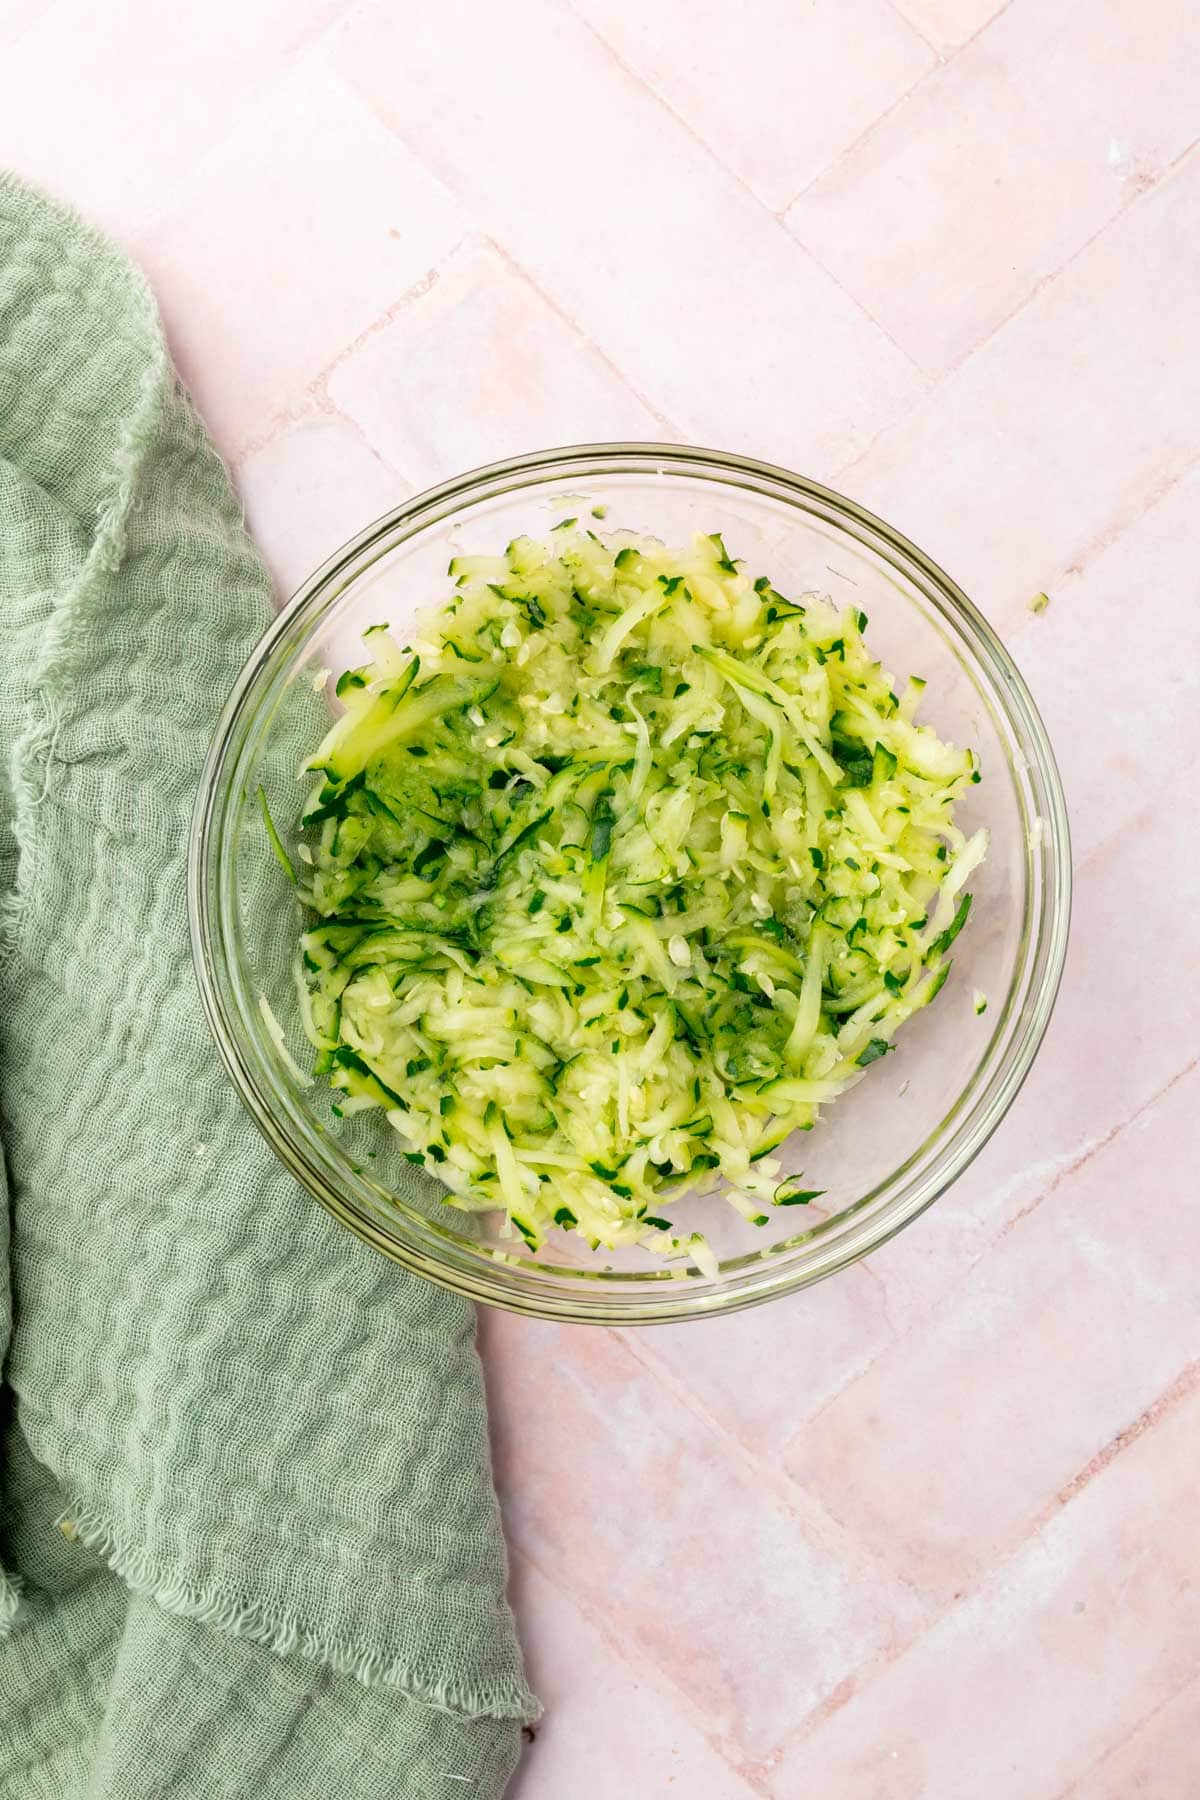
[[0, 171, 534, 1799]]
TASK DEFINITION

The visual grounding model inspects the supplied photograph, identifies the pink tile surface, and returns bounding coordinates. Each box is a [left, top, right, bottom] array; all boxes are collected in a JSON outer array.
[[19, 3, 1200, 1792], [888, 0, 1010, 53], [136, 58, 466, 456], [787, 0, 1200, 373], [630, 1261, 900, 1459], [1, 0, 351, 237], [771, 1361, 1200, 1798], [0, 0, 56, 45], [480, 1308, 921, 1769], [787, 1063, 1200, 1608], [505, 1553, 763, 1799], [1063, 1674, 1200, 1799], [236, 415, 409, 600], [1002, 459, 1200, 861], [574, 0, 935, 210], [324, 237, 664, 488], [855, 756, 1200, 1333], [838, 149, 1200, 618], [334, 0, 926, 473]]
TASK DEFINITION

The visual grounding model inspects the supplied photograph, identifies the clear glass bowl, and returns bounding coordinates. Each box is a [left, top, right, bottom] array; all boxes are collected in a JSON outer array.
[[190, 444, 1070, 1324]]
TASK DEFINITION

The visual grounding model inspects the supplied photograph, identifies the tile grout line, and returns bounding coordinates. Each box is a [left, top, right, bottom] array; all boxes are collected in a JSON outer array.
[[481, 235, 686, 440], [614, 1044, 1200, 1673], [793, 1050, 1200, 1453], [923, 131, 1200, 386], [990, 1051, 1200, 1247], [832, 142, 1200, 506], [1043, 1355, 1200, 1523], [787, 21, 1199, 400], [611, 1323, 927, 1620], [0, 0, 58, 54], [336, 51, 687, 440], [225, 256, 455, 477], [285, 0, 366, 65], [519, 1320, 1175, 1793], [127, 19, 370, 256], [857, 1256, 901, 1339], [886, 0, 1017, 68], [808, 255, 934, 383], [836, 437, 1200, 646], [777, 6, 965, 219], [505, 1542, 775, 1796], [228, 400, 324, 475], [1051, 1666, 1200, 1800], [228, 386, 412, 486], [1167, 125, 1200, 172], [311, 391, 414, 494], [1072, 731, 1200, 877], [1047, 448, 1200, 592], [305, 260, 447, 402], [880, 0, 945, 59], [772, 1342, 1200, 1769], [563, 0, 936, 380]]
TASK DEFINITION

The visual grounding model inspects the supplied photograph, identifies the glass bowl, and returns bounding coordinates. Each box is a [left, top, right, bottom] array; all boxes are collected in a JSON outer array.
[[190, 444, 1070, 1324]]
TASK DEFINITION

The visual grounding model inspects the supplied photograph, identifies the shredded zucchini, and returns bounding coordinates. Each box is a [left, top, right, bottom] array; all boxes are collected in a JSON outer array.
[[286, 528, 986, 1264]]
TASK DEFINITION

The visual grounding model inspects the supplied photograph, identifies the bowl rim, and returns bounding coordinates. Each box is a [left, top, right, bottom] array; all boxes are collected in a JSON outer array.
[[190, 441, 1071, 1324]]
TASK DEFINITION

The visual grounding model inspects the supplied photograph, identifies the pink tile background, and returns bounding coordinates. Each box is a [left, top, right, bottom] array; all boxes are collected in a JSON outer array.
[[5, 2, 1197, 1791]]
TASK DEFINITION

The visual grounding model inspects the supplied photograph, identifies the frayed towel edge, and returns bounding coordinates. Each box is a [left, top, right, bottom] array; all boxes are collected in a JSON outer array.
[[59, 1501, 541, 1725]]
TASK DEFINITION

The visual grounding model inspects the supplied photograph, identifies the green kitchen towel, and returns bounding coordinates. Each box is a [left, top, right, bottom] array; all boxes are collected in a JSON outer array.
[[0, 172, 536, 1798]]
